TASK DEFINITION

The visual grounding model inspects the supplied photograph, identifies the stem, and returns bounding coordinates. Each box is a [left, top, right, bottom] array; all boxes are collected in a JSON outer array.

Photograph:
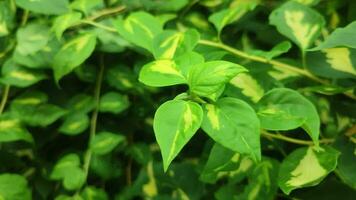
[[198, 39, 356, 100], [301, 50, 307, 69], [82, 55, 105, 183], [0, 85, 10, 115], [20, 10, 29, 26], [87, 5, 126, 21], [198, 39, 326, 84], [80, 20, 117, 32], [261, 130, 334, 145]]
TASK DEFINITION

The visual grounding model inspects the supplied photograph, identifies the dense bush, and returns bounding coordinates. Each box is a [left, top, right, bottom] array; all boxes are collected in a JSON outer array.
[[0, 0, 355, 199]]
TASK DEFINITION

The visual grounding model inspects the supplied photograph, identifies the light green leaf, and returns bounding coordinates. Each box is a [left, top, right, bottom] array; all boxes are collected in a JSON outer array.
[[209, 0, 259, 34], [311, 21, 356, 50], [0, 113, 33, 143], [139, 59, 186, 87], [99, 92, 130, 114], [13, 38, 61, 69], [174, 51, 205, 77], [53, 32, 97, 82], [20, 104, 66, 127], [50, 154, 81, 180], [293, 0, 320, 6], [66, 94, 95, 114], [81, 186, 108, 200], [113, 12, 163, 52], [15, 23, 50, 55], [152, 29, 200, 60], [15, 0, 70, 15], [52, 12, 82, 39], [0, 174, 31, 200], [59, 113, 89, 135], [229, 73, 264, 103], [188, 61, 247, 100], [257, 88, 320, 147], [1, 59, 47, 87], [201, 97, 261, 162], [50, 153, 85, 190], [153, 100, 203, 171], [63, 167, 86, 190], [200, 143, 240, 183], [269, 1, 325, 50], [90, 132, 125, 155], [278, 146, 339, 194]]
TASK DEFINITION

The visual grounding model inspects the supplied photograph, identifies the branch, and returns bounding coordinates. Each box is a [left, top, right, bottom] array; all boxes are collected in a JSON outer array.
[[261, 130, 334, 145], [198, 40, 356, 100], [82, 55, 105, 185]]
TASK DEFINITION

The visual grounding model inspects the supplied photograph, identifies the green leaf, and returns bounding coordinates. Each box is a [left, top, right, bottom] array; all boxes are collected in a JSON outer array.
[[0, 174, 31, 200], [188, 61, 247, 100], [334, 137, 356, 189], [70, 0, 104, 16], [152, 29, 200, 60], [66, 94, 95, 114], [201, 97, 261, 162], [174, 51, 205, 77], [53, 32, 97, 82], [229, 73, 264, 103], [248, 41, 292, 60], [1, 59, 47, 87], [13, 38, 61, 69], [209, 0, 260, 34], [113, 12, 163, 52], [153, 100, 203, 171], [59, 113, 89, 135], [90, 132, 125, 155], [311, 21, 356, 50], [63, 167, 86, 190], [10, 93, 66, 127], [269, 1, 325, 50], [306, 48, 356, 78], [81, 186, 108, 200], [139, 59, 186, 87], [15, 23, 50, 55], [99, 92, 130, 114], [0, 113, 33, 143], [257, 88, 320, 147], [200, 143, 240, 183], [0, 0, 16, 37], [15, 0, 70, 15], [52, 12, 82, 39], [50, 153, 85, 190], [237, 158, 280, 200], [50, 154, 81, 180], [278, 146, 339, 194]]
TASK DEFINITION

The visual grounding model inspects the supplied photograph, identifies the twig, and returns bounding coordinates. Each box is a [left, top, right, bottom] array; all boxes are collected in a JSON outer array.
[[0, 85, 10, 115], [82, 55, 105, 184], [261, 130, 334, 145], [198, 39, 356, 100]]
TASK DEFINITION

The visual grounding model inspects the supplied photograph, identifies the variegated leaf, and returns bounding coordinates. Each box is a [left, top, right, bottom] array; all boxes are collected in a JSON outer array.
[[278, 146, 339, 194], [153, 100, 203, 171], [269, 1, 325, 50]]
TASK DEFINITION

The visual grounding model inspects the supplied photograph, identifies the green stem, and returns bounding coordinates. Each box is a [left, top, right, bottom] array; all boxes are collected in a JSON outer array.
[[0, 85, 10, 115], [198, 39, 356, 100], [87, 5, 126, 21], [261, 130, 334, 145], [20, 10, 29, 26], [198, 39, 327, 84], [82, 55, 105, 184]]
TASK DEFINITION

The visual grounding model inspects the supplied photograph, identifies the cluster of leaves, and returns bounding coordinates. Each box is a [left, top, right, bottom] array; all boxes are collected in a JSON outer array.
[[0, 0, 355, 199]]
